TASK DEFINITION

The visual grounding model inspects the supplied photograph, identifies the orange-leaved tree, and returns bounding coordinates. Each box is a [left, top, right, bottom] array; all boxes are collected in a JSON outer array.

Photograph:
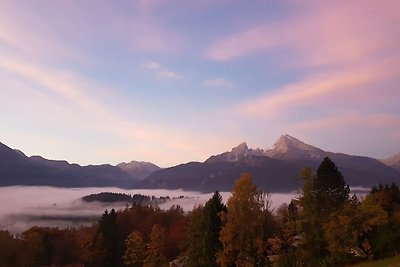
[[217, 173, 272, 267]]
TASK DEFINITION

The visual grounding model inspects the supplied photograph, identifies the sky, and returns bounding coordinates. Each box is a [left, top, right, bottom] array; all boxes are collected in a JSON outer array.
[[0, 0, 399, 167]]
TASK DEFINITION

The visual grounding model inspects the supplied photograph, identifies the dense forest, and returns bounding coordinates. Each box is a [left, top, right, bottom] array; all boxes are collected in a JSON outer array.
[[0, 157, 399, 267], [82, 192, 171, 205]]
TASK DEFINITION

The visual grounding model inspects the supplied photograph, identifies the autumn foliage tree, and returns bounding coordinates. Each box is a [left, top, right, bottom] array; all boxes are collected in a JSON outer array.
[[1, 158, 399, 267], [123, 231, 145, 267], [362, 183, 400, 258], [217, 173, 272, 267], [143, 224, 168, 267]]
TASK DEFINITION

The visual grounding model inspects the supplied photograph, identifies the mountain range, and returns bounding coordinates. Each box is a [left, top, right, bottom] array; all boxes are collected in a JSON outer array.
[[138, 135, 400, 192], [0, 142, 159, 188], [1, 135, 400, 192]]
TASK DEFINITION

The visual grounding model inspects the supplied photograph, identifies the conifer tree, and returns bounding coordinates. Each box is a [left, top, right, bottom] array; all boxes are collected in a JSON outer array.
[[183, 191, 226, 267], [314, 157, 350, 216], [299, 158, 350, 264], [98, 209, 119, 267]]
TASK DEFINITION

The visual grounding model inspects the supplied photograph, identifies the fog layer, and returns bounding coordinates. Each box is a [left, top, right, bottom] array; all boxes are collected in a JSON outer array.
[[0, 186, 368, 234]]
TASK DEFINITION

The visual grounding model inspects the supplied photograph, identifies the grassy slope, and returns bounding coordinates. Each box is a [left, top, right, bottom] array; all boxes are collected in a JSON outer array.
[[350, 256, 400, 267]]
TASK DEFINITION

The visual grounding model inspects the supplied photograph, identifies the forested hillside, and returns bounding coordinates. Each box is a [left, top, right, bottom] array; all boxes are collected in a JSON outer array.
[[0, 158, 399, 267]]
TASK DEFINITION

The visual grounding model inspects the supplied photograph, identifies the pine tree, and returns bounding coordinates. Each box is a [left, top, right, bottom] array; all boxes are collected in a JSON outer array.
[[183, 191, 226, 267], [98, 209, 119, 267], [299, 158, 350, 264], [313, 157, 350, 216]]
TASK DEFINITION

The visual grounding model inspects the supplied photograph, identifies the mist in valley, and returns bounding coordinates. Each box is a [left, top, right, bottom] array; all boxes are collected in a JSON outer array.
[[0, 186, 302, 234]]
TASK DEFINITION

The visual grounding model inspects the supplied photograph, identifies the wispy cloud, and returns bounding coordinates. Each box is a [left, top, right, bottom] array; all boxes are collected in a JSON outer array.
[[1, 0, 399, 164], [223, 0, 399, 140], [156, 70, 183, 80], [141, 61, 184, 80], [290, 113, 400, 131], [204, 78, 234, 89], [286, 112, 400, 157], [0, 1, 184, 56], [205, 23, 277, 61], [141, 61, 161, 70], [206, 0, 399, 66], [0, 3, 85, 63], [236, 58, 398, 118], [210, 0, 400, 159], [0, 56, 209, 165]]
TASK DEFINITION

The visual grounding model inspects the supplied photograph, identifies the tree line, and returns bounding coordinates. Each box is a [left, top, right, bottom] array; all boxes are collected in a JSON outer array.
[[0, 157, 399, 267]]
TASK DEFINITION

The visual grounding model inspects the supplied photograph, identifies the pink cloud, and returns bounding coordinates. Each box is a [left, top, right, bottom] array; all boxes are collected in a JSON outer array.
[[0, 3, 85, 62], [90, 2, 184, 54], [290, 113, 400, 131], [0, 56, 170, 143], [236, 57, 399, 118], [287, 112, 400, 157], [0, 55, 226, 166], [228, 0, 400, 139], [206, 24, 279, 61], [206, 0, 400, 67], [0, 1, 184, 57]]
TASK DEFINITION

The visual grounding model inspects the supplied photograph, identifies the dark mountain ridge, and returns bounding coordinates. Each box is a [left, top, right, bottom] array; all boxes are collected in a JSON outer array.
[[1, 136, 399, 192], [138, 135, 400, 192], [0, 142, 141, 188]]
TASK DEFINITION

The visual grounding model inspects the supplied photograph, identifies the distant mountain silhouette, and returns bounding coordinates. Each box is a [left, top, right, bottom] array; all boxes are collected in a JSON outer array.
[[1, 136, 400, 192], [0, 142, 140, 187], [138, 135, 400, 192], [382, 153, 400, 172]]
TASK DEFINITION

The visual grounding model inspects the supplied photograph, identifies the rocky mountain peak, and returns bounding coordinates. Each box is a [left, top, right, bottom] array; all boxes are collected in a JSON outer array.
[[231, 142, 249, 154], [116, 160, 161, 180], [205, 141, 266, 163], [266, 134, 324, 160], [274, 134, 315, 151]]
